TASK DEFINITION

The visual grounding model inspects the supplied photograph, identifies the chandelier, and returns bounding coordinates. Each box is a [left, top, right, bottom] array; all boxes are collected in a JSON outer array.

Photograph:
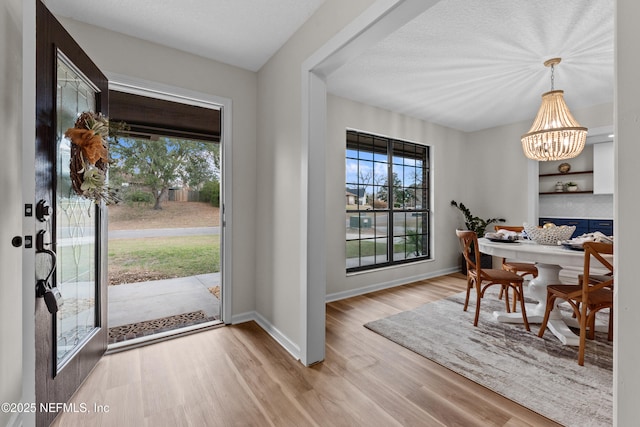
[[521, 58, 587, 161]]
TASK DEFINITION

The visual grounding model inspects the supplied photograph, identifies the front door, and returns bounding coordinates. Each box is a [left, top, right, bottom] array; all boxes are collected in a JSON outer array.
[[35, 2, 108, 425]]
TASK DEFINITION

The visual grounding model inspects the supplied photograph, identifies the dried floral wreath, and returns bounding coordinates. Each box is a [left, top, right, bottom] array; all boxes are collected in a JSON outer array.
[[64, 111, 117, 204]]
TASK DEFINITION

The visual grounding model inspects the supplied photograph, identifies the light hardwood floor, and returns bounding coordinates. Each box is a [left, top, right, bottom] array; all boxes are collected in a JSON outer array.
[[52, 273, 560, 426]]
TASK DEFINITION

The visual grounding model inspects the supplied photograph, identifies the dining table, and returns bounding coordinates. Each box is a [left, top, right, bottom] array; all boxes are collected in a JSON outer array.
[[477, 237, 612, 346]]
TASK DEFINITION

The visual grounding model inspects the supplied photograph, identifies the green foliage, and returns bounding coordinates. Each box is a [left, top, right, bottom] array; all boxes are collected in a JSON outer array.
[[199, 180, 220, 207], [405, 229, 423, 257], [122, 189, 154, 205], [108, 236, 220, 279], [450, 200, 505, 237], [377, 172, 414, 207], [110, 136, 219, 210]]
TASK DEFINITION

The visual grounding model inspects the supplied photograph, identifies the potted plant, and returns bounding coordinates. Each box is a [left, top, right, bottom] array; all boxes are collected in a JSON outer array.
[[450, 200, 505, 237], [565, 182, 579, 192], [451, 200, 505, 273]]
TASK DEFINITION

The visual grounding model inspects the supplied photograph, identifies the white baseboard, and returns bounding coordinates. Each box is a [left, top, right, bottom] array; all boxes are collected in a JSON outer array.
[[325, 267, 460, 303], [230, 269, 459, 361], [230, 311, 300, 361]]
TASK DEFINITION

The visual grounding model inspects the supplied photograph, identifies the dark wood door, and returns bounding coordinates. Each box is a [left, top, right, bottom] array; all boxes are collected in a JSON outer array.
[[35, 2, 108, 425]]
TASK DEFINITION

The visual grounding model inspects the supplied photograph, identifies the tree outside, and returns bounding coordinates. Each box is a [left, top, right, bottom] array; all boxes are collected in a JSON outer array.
[[110, 136, 219, 209]]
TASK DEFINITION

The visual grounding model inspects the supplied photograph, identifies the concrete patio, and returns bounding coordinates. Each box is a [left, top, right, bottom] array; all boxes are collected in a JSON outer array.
[[108, 272, 221, 328]]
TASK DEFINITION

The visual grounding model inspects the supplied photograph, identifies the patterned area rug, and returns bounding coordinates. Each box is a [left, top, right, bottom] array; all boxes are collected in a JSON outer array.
[[109, 310, 211, 343], [365, 289, 612, 427]]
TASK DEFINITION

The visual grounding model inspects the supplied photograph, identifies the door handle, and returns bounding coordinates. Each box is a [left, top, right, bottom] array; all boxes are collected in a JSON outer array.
[[35, 230, 63, 313]]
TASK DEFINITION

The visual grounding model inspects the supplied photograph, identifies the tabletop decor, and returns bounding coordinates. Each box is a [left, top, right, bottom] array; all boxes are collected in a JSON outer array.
[[64, 111, 118, 205], [523, 222, 575, 245]]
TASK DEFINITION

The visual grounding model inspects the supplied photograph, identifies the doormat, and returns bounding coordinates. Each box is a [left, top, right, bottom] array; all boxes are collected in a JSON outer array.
[[109, 310, 211, 343]]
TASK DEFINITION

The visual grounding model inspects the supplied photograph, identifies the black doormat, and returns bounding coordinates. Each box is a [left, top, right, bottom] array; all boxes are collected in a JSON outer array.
[[109, 310, 211, 343]]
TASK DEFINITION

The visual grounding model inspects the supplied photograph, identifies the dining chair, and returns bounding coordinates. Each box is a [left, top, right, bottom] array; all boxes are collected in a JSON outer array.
[[537, 241, 614, 366], [493, 225, 538, 311], [456, 229, 530, 330]]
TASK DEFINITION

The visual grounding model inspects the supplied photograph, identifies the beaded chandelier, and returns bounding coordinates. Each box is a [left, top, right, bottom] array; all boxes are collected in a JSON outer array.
[[521, 58, 587, 161]]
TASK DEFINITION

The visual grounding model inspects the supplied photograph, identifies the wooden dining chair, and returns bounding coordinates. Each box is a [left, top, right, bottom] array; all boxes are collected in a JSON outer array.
[[456, 229, 530, 330], [538, 242, 614, 366], [493, 225, 538, 311]]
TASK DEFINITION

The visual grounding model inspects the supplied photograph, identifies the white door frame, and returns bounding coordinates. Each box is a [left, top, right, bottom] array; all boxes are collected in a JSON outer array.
[[105, 72, 233, 324]]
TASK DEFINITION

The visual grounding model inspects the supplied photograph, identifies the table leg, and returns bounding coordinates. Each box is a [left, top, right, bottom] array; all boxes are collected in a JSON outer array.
[[492, 262, 582, 346]]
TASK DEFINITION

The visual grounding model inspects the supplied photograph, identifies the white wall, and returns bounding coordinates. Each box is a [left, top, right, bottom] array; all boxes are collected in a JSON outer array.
[[1, 1, 25, 426], [255, 0, 377, 356], [615, 0, 640, 423], [326, 95, 464, 298], [54, 17, 259, 317]]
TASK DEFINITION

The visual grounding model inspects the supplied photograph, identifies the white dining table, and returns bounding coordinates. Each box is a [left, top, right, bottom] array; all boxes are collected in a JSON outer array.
[[477, 237, 611, 346]]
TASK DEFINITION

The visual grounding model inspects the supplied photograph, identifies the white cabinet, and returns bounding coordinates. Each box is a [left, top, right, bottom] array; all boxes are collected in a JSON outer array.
[[593, 141, 614, 194]]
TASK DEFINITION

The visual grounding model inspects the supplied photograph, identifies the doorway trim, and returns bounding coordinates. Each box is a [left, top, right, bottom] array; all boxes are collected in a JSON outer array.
[[106, 72, 233, 324], [299, 0, 441, 366]]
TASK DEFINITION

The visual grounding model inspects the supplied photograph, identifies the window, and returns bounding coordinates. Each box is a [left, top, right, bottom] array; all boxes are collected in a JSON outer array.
[[346, 130, 430, 271]]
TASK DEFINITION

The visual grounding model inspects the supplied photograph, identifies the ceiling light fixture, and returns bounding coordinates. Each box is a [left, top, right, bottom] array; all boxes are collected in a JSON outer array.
[[521, 58, 587, 161]]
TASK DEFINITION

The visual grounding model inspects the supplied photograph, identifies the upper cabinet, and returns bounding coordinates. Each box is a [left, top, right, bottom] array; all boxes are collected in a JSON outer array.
[[593, 141, 614, 194]]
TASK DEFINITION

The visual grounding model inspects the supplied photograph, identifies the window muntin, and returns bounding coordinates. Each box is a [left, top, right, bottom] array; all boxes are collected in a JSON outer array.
[[346, 130, 430, 271]]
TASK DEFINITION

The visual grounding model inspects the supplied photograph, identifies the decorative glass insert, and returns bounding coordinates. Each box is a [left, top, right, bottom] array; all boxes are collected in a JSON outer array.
[[346, 130, 430, 272], [55, 52, 99, 368]]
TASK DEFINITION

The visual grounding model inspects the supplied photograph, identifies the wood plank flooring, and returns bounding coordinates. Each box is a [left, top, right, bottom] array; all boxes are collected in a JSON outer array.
[[52, 273, 560, 426]]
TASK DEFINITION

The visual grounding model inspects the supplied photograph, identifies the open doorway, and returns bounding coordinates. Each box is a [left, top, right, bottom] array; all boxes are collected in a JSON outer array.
[[104, 87, 225, 347]]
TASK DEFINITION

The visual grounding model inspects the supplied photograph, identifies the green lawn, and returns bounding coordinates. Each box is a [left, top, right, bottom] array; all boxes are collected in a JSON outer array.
[[108, 235, 220, 280]]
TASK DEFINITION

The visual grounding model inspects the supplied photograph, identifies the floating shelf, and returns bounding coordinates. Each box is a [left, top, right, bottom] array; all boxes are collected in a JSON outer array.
[[539, 170, 593, 178], [539, 191, 593, 195]]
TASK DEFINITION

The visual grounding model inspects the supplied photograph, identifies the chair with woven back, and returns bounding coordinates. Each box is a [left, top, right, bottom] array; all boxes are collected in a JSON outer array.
[[538, 241, 614, 366], [493, 225, 538, 311], [456, 229, 530, 330]]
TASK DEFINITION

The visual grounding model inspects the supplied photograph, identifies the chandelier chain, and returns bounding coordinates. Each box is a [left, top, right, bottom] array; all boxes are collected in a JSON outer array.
[[550, 64, 555, 91]]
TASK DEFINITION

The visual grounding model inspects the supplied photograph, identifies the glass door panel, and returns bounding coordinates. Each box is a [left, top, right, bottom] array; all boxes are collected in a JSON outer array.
[[55, 52, 99, 368]]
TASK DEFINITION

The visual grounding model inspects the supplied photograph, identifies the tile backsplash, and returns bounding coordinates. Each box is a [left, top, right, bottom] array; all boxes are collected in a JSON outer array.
[[539, 193, 613, 219]]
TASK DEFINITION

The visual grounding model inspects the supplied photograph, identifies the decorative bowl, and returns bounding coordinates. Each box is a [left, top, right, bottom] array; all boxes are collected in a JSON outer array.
[[523, 223, 576, 246]]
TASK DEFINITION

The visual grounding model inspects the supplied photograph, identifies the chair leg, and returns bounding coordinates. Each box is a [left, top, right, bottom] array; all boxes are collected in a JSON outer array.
[[578, 303, 589, 366], [538, 293, 555, 338], [503, 286, 512, 313], [463, 276, 472, 312], [516, 284, 530, 332], [587, 313, 597, 340], [473, 283, 482, 327]]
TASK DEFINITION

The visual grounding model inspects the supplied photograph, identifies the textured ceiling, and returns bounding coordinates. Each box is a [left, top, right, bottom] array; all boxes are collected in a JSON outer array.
[[327, 0, 614, 132], [44, 0, 326, 72], [44, 0, 614, 134]]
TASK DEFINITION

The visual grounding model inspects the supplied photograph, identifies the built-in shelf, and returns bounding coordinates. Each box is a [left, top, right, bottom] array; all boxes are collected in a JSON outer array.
[[539, 170, 594, 194], [539, 170, 593, 178], [540, 190, 593, 195]]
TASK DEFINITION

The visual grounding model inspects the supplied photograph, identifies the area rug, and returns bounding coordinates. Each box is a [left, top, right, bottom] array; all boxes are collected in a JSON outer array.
[[364, 289, 612, 427], [109, 310, 210, 343]]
